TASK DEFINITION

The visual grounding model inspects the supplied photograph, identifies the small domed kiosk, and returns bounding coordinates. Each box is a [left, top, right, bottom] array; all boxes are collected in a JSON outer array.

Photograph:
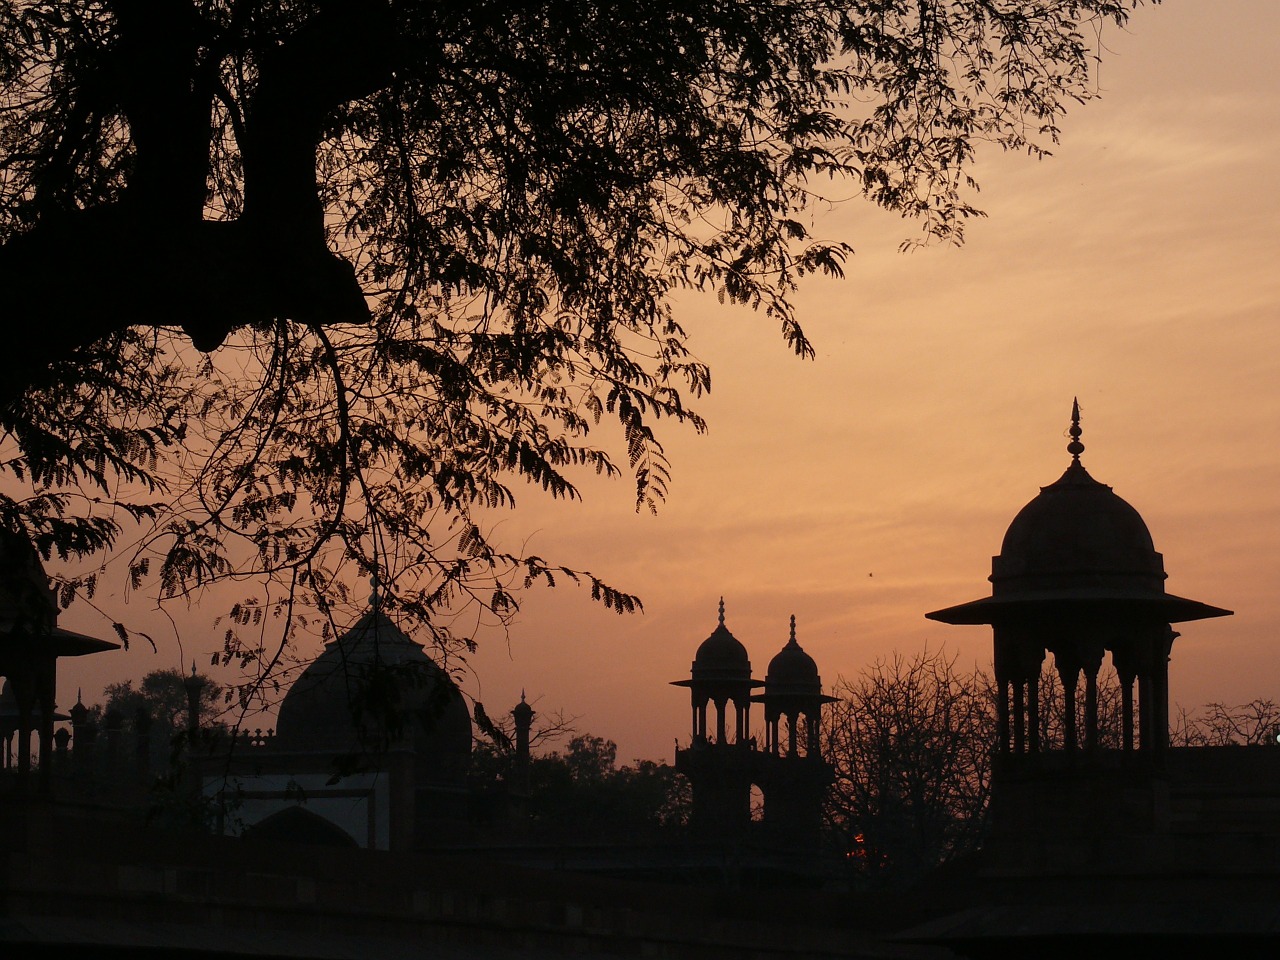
[[927, 401, 1231, 759], [0, 528, 118, 794], [671, 600, 762, 836], [671, 597, 760, 746], [755, 616, 837, 760], [753, 616, 836, 846]]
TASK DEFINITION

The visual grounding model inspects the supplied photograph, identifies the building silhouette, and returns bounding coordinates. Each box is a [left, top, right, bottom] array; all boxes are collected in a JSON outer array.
[[912, 401, 1280, 958], [207, 589, 473, 850], [671, 603, 836, 852], [4, 401, 1280, 958]]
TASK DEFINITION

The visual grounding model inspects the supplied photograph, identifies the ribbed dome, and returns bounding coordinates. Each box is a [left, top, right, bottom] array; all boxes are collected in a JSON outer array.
[[274, 606, 471, 784], [926, 402, 1232, 628], [992, 458, 1166, 598]]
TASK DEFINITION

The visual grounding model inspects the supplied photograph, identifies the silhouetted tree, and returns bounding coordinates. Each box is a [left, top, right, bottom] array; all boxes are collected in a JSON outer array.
[[101, 668, 226, 736], [526, 735, 690, 832], [0, 2, 1158, 691], [470, 717, 690, 832], [1172, 699, 1280, 747], [469, 698, 579, 782], [823, 647, 996, 888], [825, 648, 1275, 888]]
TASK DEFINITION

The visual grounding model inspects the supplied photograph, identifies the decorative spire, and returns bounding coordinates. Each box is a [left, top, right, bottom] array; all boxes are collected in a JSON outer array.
[[1067, 397, 1085, 461], [718, 596, 725, 625], [789, 614, 797, 645]]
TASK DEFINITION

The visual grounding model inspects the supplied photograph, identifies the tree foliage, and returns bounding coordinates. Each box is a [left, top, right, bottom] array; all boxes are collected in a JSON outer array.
[[101, 667, 227, 735], [0, 2, 1157, 685], [524, 734, 690, 831], [472, 721, 690, 833]]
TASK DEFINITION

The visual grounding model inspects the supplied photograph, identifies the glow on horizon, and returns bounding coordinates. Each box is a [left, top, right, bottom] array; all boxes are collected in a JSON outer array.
[[55, 3, 1280, 766]]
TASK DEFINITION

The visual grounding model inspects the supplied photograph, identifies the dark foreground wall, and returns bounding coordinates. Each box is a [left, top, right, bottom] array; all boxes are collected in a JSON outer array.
[[0, 798, 945, 960]]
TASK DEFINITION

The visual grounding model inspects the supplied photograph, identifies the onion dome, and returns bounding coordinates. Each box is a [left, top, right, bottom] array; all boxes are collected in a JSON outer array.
[[274, 602, 471, 784], [756, 617, 838, 710], [927, 401, 1231, 626], [690, 597, 752, 683]]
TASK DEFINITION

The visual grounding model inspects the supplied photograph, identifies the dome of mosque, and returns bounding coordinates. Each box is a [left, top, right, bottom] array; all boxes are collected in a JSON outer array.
[[274, 604, 471, 783]]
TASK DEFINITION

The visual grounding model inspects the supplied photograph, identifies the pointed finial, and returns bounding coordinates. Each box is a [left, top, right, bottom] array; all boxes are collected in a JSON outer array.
[[76, 687, 82, 705], [789, 615, 797, 645], [1067, 397, 1084, 461], [190, 660, 197, 677], [520, 689, 527, 703], [718, 597, 725, 625], [370, 570, 380, 606]]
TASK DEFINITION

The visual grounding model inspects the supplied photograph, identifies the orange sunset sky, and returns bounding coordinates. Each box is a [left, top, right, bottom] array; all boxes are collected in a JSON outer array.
[[54, 1, 1280, 766]]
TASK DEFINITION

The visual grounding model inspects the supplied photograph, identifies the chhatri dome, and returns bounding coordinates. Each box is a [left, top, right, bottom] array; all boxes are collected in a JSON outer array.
[[929, 399, 1229, 624], [689, 597, 752, 683], [763, 615, 824, 698]]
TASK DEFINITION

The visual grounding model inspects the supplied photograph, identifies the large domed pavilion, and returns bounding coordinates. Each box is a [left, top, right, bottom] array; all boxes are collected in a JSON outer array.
[[927, 400, 1232, 757]]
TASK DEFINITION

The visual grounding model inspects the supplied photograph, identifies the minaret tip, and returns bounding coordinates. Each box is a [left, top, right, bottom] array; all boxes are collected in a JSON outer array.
[[718, 596, 725, 625], [1067, 398, 1084, 461]]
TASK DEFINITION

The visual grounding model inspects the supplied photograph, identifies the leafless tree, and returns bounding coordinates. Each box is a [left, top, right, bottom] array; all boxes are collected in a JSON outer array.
[[1033, 664, 1127, 750], [823, 647, 996, 888], [1172, 699, 1280, 747]]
